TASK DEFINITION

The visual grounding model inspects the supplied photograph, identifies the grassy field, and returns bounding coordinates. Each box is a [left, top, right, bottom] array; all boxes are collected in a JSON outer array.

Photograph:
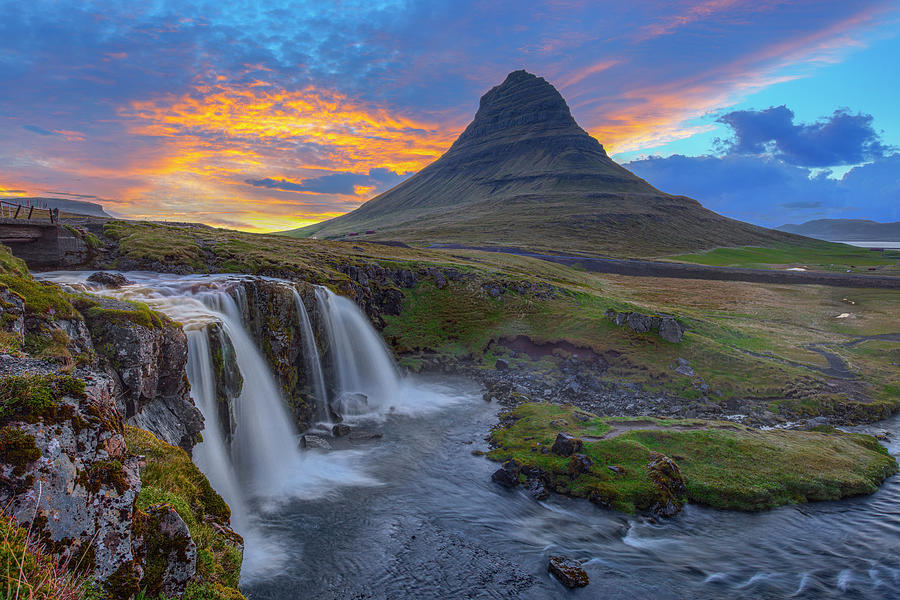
[[489, 403, 898, 513], [669, 241, 900, 274], [84, 221, 900, 421]]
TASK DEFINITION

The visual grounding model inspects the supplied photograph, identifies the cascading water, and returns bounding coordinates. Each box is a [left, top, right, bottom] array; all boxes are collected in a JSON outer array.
[[290, 288, 330, 425], [184, 327, 247, 528], [198, 291, 305, 491], [314, 287, 401, 416]]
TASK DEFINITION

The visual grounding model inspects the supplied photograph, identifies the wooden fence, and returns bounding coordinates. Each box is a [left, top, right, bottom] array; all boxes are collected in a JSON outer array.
[[0, 200, 58, 223]]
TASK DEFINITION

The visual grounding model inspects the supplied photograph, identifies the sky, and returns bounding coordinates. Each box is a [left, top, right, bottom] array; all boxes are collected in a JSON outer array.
[[1, 0, 898, 232]]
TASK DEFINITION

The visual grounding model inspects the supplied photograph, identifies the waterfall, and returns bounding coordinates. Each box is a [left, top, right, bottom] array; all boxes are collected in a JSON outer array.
[[185, 329, 247, 528], [199, 292, 303, 490], [290, 288, 330, 425], [314, 287, 401, 415]]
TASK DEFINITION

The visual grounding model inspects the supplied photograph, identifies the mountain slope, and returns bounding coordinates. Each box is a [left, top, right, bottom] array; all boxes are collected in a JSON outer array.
[[10, 197, 111, 218], [777, 219, 900, 242], [288, 70, 800, 257]]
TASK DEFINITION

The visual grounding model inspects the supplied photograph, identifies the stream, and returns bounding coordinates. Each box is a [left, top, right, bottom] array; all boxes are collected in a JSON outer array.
[[241, 384, 899, 600], [37, 271, 900, 599]]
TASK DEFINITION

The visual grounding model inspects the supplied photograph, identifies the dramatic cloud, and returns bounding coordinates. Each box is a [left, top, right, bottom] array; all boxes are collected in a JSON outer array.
[[246, 168, 405, 195], [0, 0, 896, 229], [626, 152, 900, 226], [717, 106, 890, 166]]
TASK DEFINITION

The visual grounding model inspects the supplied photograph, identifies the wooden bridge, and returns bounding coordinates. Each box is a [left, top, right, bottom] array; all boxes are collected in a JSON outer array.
[[0, 200, 88, 268]]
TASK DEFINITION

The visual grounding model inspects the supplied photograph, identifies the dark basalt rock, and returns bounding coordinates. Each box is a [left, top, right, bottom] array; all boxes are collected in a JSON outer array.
[[332, 423, 352, 437], [87, 271, 132, 288], [525, 478, 549, 500], [495, 358, 509, 371], [491, 459, 521, 488], [551, 432, 583, 457], [331, 392, 368, 420], [300, 434, 332, 450], [548, 555, 589, 588]]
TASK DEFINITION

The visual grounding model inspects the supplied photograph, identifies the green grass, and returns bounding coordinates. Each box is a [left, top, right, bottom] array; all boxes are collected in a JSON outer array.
[[490, 403, 898, 512], [125, 427, 245, 600], [670, 241, 898, 272]]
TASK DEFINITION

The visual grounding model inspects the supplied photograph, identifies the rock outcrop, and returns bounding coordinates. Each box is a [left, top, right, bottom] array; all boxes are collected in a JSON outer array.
[[0, 373, 196, 597], [605, 308, 685, 343]]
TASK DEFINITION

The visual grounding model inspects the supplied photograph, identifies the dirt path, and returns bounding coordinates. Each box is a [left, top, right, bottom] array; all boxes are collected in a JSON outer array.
[[583, 419, 741, 441], [432, 244, 900, 289]]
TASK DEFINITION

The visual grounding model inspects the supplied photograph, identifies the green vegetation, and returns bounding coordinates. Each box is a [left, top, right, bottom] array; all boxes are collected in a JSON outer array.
[[0, 511, 98, 600], [71, 295, 168, 330], [0, 245, 79, 319], [104, 221, 205, 269], [0, 426, 41, 475], [490, 403, 898, 512], [125, 427, 244, 600], [670, 241, 899, 273], [0, 374, 85, 425]]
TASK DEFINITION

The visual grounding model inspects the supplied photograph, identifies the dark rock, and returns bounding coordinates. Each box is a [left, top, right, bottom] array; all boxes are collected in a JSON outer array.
[[136, 504, 197, 598], [495, 358, 509, 371], [548, 556, 589, 588], [658, 317, 684, 343], [568, 453, 593, 476], [87, 271, 132, 288], [673, 358, 694, 377], [626, 312, 656, 333], [0, 287, 25, 349], [525, 478, 549, 500], [427, 268, 448, 289], [332, 423, 352, 437], [300, 434, 332, 450], [647, 452, 687, 518], [331, 392, 368, 419], [491, 459, 521, 488], [608, 465, 624, 474], [551, 432, 583, 457]]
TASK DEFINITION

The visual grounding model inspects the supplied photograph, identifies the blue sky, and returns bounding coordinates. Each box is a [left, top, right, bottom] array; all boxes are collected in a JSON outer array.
[[1, 0, 897, 230]]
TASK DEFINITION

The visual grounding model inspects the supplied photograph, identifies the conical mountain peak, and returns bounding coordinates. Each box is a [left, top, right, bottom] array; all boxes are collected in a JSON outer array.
[[293, 70, 793, 257], [450, 70, 585, 152]]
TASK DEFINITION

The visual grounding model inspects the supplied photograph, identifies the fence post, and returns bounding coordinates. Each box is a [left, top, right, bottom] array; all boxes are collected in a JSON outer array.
[[14, 204, 21, 219]]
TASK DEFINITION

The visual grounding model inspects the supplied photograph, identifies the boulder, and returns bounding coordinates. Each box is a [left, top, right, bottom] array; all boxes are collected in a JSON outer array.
[[548, 556, 589, 588], [495, 358, 509, 371], [332, 423, 352, 437], [331, 392, 368, 419], [525, 478, 549, 500], [135, 504, 197, 598], [491, 459, 521, 488], [625, 312, 657, 333], [647, 452, 687, 518], [568, 453, 593, 476], [551, 432, 583, 457], [658, 317, 684, 343], [87, 271, 132, 288], [300, 434, 333, 450]]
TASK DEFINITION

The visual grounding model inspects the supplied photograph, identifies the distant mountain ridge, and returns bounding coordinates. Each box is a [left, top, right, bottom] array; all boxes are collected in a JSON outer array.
[[777, 219, 900, 242], [288, 70, 800, 257], [8, 197, 111, 218]]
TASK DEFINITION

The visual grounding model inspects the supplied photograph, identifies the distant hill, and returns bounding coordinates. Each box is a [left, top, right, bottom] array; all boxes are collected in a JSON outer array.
[[286, 70, 800, 258], [8, 197, 112, 218], [777, 219, 900, 242]]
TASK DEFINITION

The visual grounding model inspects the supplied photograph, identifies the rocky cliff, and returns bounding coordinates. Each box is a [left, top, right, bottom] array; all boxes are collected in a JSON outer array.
[[0, 244, 241, 598]]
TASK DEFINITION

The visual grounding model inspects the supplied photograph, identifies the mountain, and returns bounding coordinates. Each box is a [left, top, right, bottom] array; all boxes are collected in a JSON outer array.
[[777, 219, 900, 242], [10, 197, 111, 218], [287, 70, 799, 257]]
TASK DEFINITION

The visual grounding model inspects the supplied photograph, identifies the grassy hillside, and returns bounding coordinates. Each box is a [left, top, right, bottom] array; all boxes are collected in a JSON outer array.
[[86, 220, 900, 424]]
